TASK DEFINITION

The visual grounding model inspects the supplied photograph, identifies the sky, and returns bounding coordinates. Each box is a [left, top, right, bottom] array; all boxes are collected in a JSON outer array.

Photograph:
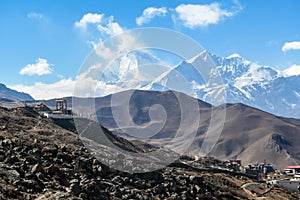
[[0, 0, 300, 99]]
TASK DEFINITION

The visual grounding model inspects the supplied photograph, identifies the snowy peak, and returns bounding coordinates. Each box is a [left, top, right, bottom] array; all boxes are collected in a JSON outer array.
[[233, 64, 280, 89], [226, 53, 242, 59], [187, 50, 211, 64]]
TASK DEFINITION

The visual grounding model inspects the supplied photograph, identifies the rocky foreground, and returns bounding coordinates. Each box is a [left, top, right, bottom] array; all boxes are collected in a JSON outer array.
[[0, 106, 297, 199]]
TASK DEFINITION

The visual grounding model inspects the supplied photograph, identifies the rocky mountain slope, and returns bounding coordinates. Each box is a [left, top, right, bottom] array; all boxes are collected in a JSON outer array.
[[48, 90, 300, 169], [0, 106, 297, 199], [0, 83, 34, 102]]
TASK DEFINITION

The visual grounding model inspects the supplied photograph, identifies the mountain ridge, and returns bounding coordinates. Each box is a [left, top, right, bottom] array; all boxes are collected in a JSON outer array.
[[0, 83, 34, 102]]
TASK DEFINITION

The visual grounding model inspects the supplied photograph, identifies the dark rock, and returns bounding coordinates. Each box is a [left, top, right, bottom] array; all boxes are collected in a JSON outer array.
[[77, 158, 88, 169], [36, 172, 46, 181], [79, 192, 88, 200], [4, 155, 19, 164], [1, 139, 12, 147], [56, 152, 73, 163], [12, 179, 21, 186], [0, 193, 6, 200], [44, 164, 58, 176], [0, 149, 5, 162], [112, 176, 123, 185], [21, 179, 37, 190], [13, 146, 22, 152], [32, 147, 42, 156], [92, 158, 101, 166], [70, 179, 79, 184], [31, 164, 44, 174], [133, 180, 146, 190], [70, 182, 81, 196], [43, 144, 58, 157], [0, 168, 20, 183], [25, 156, 38, 165]]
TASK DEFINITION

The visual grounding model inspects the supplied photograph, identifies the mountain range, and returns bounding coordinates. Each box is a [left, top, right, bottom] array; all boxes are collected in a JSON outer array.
[[147, 51, 300, 119], [96, 51, 300, 118], [2, 50, 300, 118]]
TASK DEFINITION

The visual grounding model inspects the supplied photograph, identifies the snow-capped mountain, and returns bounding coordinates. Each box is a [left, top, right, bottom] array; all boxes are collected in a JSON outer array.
[[145, 51, 300, 118], [95, 50, 300, 118]]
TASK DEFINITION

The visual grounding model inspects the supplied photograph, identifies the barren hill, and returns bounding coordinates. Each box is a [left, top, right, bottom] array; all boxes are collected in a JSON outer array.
[[203, 103, 300, 169]]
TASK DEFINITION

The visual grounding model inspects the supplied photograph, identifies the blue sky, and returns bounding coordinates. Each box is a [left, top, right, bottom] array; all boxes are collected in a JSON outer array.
[[1, 0, 300, 99]]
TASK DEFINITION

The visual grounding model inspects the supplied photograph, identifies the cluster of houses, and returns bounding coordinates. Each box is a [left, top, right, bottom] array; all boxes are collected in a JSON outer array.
[[268, 166, 300, 192], [217, 159, 275, 178], [284, 166, 300, 176], [244, 162, 275, 178], [216, 159, 300, 192]]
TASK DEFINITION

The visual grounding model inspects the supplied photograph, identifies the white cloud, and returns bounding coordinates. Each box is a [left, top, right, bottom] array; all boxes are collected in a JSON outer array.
[[27, 12, 43, 20], [97, 16, 124, 36], [9, 78, 75, 100], [175, 3, 235, 28], [282, 41, 300, 52], [19, 58, 53, 76], [9, 76, 122, 100], [74, 74, 122, 98], [283, 65, 300, 77], [75, 13, 124, 36], [136, 7, 168, 26], [75, 13, 103, 28]]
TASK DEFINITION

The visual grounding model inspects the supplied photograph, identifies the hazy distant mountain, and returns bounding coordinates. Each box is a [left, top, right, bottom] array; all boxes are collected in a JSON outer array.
[[0, 83, 34, 101], [44, 90, 300, 169]]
